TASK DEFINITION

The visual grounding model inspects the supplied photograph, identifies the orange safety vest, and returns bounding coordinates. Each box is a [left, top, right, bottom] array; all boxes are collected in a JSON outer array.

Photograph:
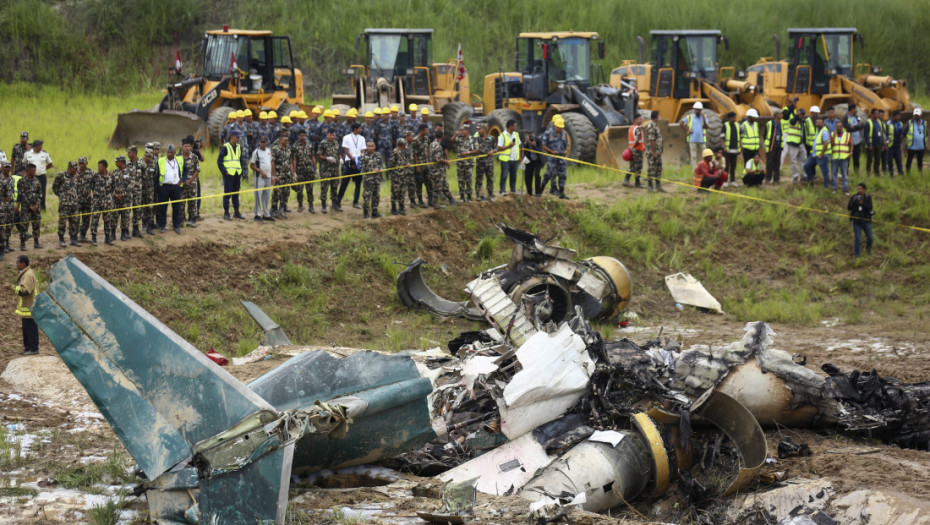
[[628, 125, 645, 151]]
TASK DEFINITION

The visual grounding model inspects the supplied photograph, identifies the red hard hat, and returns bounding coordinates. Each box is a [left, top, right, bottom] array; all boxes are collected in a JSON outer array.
[[622, 148, 633, 162]]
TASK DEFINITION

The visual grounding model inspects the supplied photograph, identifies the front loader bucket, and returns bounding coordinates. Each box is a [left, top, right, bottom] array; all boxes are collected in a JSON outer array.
[[605, 121, 692, 170], [109, 110, 207, 149], [595, 126, 628, 171]]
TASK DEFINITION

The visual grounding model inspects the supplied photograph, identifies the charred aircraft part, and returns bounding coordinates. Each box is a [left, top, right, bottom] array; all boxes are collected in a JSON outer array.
[[33, 256, 439, 525], [241, 300, 293, 347], [397, 225, 632, 324]]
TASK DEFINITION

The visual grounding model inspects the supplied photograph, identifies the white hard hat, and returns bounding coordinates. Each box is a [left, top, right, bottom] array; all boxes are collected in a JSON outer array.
[[693, 102, 704, 110], [915, 108, 923, 117], [746, 108, 759, 119], [810, 105, 821, 113]]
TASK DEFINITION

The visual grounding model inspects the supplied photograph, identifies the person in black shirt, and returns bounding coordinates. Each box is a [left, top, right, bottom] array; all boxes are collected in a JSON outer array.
[[847, 183, 874, 257]]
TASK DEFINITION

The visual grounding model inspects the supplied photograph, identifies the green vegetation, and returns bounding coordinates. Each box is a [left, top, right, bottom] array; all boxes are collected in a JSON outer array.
[[56, 449, 135, 492], [2, 0, 929, 95], [0, 425, 25, 470], [87, 495, 126, 525]]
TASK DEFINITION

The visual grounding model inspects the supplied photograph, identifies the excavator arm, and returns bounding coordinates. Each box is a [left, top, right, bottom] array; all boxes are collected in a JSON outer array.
[[699, 79, 746, 120], [837, 75, 886, 113]]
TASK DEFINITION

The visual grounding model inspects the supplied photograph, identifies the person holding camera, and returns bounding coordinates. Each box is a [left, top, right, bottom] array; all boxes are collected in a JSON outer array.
[[847, 183, 874, 257]]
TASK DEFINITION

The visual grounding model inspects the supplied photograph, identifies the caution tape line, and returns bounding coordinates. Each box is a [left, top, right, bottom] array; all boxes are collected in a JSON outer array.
[[524, 148, 930, 235]]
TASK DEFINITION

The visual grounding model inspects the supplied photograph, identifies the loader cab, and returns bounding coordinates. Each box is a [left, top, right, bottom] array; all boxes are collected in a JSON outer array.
[[516, 32, 600, 103], [202, 29, 298, 97], [649, 30, 724, 99], [361, 29, 433, 96], [786, 28, 858, 95]]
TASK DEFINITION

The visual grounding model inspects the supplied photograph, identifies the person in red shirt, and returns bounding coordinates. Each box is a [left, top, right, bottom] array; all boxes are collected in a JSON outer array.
[[693, 148, 726, 191]]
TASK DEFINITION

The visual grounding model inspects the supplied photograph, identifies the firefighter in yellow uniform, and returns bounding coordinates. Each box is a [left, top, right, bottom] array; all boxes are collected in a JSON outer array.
[[8, 254, 39, 355]]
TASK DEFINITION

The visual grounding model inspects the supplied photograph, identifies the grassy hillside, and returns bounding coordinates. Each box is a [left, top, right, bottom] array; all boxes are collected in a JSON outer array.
[[2, 0, 929, 96]]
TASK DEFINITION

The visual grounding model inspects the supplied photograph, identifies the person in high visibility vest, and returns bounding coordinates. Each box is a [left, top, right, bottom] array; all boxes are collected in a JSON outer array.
[[7, 255, 39, 355], [680, 102, 708, 170], [497, 119, 522, 195], [905, 107, 927, 173], [623, 114, 645, 188], [864, 108, 887, 176], [803, 106, 820, 156], [887, 111, 904, 177], [742, 152, 765, 187], [781, 98, 807, 183], [721, 111, 740, 187], [217, 130, 245, 220], [740, 108, 763, 167], [803, 116, 831, 186], [831, 123, 852, 195], [156, 144, 185, 234], [764, 117, 782, 183]]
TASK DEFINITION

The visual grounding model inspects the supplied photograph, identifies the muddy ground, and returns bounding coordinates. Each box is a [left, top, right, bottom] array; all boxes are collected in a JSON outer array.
[[1, 183, 929, 524]]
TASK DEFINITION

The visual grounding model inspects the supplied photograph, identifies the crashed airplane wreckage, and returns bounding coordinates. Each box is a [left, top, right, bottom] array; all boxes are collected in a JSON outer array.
[[33, 256, 930, 523], [397, 224, 633, 324]]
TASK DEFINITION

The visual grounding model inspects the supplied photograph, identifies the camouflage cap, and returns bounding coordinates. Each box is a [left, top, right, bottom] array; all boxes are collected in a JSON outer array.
[[115, 155, 127, 163], [126, 145, 138, 153], [78, 156, 88, 164], [396, 138, 406, 146], [1, 161, 11, 167], [20, 131, 28, 138], [151, 142, 162, 150], [68, 160, 78, 168]]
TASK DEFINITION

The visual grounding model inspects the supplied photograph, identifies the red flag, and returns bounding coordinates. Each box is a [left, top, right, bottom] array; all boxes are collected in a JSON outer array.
[[229, 51, 238, 75], [175, 50, 182, 72], [456, 43, 466, 81]]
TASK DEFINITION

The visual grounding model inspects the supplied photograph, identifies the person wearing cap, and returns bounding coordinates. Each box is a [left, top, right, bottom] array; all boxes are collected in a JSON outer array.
[[7, 255, 39, 355], [307, 106, 324, 145], [76, 157, 95, 242], [17, 164, 43, 250], [217, 130, 245, 221], [250, 135, 274, 222], [764, 113, 782, 184], [140, 147, 159, 235], [781, 97, 806, 183], [541, 116, 569, 197], [693, 148, 726, 191], [905, 108, 926, 174], [842, 106, 866, 175], [680, 102, 708, 170], [23, 140, 52, 211], [419, 106, 430, 129], [344, 107, 359, 133], [12, 132, 30, 174], [270, 131, 295, 218], [0, 146, 7, 167], [389, 137, 413, 215], [292, 129, 317, 213], [408, 103, 420, 125], [0, 161, 15, 257], [359, 140, 385, 219], [125, 146, 145, 238], [452, 124, 479, 202], [156, 145, 185, 234], [428, 129, 454, 208], [361, 110, 377, 143], [89, 160, 115, 245], [865, 109, 887, 176], [110, 156, 133, 243], [52, 161, 82, 247], [473, 124, 498, 201], [180, 138, 201, 227], [317, 128, 341, 213], [410, 124, 432, 207]]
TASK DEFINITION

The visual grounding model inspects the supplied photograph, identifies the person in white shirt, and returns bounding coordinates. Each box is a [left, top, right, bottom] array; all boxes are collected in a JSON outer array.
[[155, 144, 183, 233], [250, 136, 274, 222], [337, 123, 366, 210], [497, 119, 522, 194], [22, 140, 52, 211]]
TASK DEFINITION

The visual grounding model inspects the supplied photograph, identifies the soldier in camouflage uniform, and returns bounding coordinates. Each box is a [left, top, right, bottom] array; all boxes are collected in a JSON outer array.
[[12, 132, 29, 174], [292, 130, 317, 213], [428, 130, 453, 208], [141, 145, 159, 235], [623, 114, 644, 188], [388, 138, 411, 215], [452, 127, 478, 202], [540, 120, 569, 198], [361, 112, 377, 143], [359, 140, 384, 219], [270, 132, 294, 218], [316, 129, 341, 213], [17, 164, 43, 250], [89, 160, 115, 246], [76, 157, 94, 242], [125, 146, 146, 237], [180, 138, 201, 226], [111, 156, 133, 243], [410, 125, 432, 207], [52, 161, 81, 247], [0, 161, 15, 257], [375, 110, 394, 166], [644, 111, 665, 192], [474, 124, 498, 200]]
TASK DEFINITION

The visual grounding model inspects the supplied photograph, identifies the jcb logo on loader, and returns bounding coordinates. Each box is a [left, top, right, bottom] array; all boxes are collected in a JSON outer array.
[[201, 90, 218, 108]]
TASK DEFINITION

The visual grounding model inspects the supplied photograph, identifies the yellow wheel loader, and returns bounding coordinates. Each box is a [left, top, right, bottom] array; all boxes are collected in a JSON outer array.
[[748, 28, 914, 118], [110, 28, 305, 148], [333, 29, 478, 133], [478, 31, 639, 169]]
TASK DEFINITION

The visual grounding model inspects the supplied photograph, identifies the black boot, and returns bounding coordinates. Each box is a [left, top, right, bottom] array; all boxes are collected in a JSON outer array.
[[121, 229, 130, 241], [91, 233, 98, 246], [33, 238, 42, 249], [634, 176, 642, 188], [105, 232, 114, 245], [391, 203, 397, 216], [70, 235, 81, 247], [308, 204, 315, 214], [145, 222, 154, 235], [623, 174, 633, 187], [363, 209, 370, 219], [132, 226, 142, 238], [59, 234, 66, 248], [321, 203, 328, 214], [372, 208, 382, 219], [399, 204, 406, 216], [20, 241, 26, 251]]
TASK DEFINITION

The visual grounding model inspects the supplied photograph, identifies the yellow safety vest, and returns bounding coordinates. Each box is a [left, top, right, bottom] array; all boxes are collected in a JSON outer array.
[[741, 121, 760, 150], [12, 174, 21, 201], [782, 107, 802, 145], [906, 121, 927, 149], [157, 156, 186, 185], [814, 127, 832, 157], [14, 267, 37, 318], [724, 122, 740, 150], [685, 114, 708, 142], [804, 117, 817, 147], [833, 131, 851, 160], [223, 142, 242, 175], [765, 119, 780, 149], [746, 158, 763, 172], [498, 131, 521, 161]]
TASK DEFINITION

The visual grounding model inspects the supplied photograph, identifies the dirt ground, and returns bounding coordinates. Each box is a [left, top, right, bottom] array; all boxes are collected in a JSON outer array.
[[1, 183, 929, 524]]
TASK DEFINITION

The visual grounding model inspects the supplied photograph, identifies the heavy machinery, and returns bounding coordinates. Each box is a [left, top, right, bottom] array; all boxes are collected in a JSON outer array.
[[111, 27, 305, 148], [333, 29, 477, 133], [480, 31, 638, 168], [747, 28, 914, 117], [609, 30, 775, 159]]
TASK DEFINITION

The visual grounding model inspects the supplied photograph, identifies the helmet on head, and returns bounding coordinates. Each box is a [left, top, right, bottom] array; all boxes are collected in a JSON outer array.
[[346, 108, 358, 118], [693, 102, 704, 110], [746, 109, 759, 119], [702, 148, 714, 158], [408, 103, 418, 111], [259, 111, 269, 119], [268, 110, 277, 119], [281, 116, 292, 124], [810, 105, 821, 113]]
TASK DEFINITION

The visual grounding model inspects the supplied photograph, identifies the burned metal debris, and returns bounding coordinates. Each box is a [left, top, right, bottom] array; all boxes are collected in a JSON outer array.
[[397, 224, 633, 324]]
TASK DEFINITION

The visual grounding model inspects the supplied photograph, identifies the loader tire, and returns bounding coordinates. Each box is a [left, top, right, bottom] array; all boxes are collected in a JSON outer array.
[[832, 103, 849, 120], [207, 106, 236, 147], [560, 112, 598, 162], [704, 111, 723, 152], [277, 102, 300, 119], [487, 109, 520, 138], [330, 103, 352, 117], [442, 101, 473, 134]]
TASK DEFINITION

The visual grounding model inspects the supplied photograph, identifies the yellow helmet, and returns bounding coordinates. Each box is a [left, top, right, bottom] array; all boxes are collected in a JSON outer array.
[[243, 109, 253, 116], [346, 108, 359, 118], [322, 110, 334, 119], [259, 111, 269, 119], [702, 148, 714, 158], [373, 107, 382, 115], [228, 111, 238, 121], [268, 110, 277, 119], [289, 110, 299, 118], [390, 105, 399, 113], [331, 108, 341, 116], [408, 103, 418, 111], [281, 116, 292, 124], [297, 110, 308, 119], [553, 115, 565, 128], [311, 106, 323, 115], [420, 107, 429, 115], [364, 111, 374, 118]]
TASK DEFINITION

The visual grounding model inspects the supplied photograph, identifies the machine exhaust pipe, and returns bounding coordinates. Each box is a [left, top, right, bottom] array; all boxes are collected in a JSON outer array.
[[637, 35, 646, 64], [773, 34, 781, 61]]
